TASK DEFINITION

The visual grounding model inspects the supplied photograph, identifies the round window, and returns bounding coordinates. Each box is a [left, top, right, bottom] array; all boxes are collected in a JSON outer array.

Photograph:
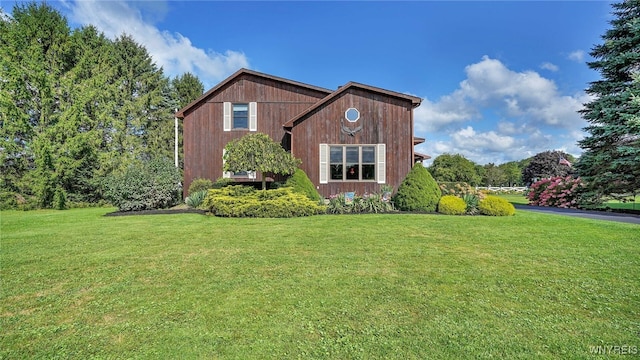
[[345, 108, 360, 122]]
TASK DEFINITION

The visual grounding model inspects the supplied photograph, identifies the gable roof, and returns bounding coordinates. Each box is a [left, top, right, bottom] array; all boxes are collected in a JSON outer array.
[[175, 68, 333, 118], [283, 82, 422, 128]]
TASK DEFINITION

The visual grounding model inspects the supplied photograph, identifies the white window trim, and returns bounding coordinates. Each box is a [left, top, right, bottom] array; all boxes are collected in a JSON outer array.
[[223, 102, 257, 131], [320, 144, 385, 183]]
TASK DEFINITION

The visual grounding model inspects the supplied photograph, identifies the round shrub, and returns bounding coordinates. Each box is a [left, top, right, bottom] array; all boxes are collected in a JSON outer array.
[[102, 157, 181, 212], [285, 168, 322, 202], [479, 195, 516, 216], [393, 165, 441, 212], [438, 195, 466, 215], [188, 178, 214, 195]]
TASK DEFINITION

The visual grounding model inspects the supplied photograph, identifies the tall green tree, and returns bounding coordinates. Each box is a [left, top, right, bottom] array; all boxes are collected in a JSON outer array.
[[223, 133, 301, 190], [499, 161, 522, 186], [577, 0, 640, 201], [173, 72, 204, 109], [482, 163, 506, 186], [428, 153, 481, 186], [0, 3, 71, 198]]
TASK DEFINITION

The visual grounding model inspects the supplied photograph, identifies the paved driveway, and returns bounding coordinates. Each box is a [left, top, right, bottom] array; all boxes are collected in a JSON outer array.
[[514, 204, 640, 225]]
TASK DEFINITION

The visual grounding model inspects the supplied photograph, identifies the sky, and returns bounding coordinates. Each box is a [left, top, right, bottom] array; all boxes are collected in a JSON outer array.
[[1, 0, 615, 165]]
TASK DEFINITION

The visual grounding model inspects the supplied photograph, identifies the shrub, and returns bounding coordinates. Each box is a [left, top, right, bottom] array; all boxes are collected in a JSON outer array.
[[326, 193, 396, 214], [438, 195, 467, 215], [0, 191, 18, 210], [188, 178, 214, 195], [212, 177, 236, 189], [479, 195, 516, 216], [102, 158, 181, 212], [462, 193, 480, 215], [393, 165, 441, 212], [185, 190, 208, 208], [285, 169, 322, 202], [527, 176, 584, 208], [202, 187, 325, 218]]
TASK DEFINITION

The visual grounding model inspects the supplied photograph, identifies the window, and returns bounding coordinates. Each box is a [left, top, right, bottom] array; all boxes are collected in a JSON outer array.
[[345, 108, 360, 122], [329, 145, 377, 181], [223, 102, 257, 131], [232, 104, 248, 129]]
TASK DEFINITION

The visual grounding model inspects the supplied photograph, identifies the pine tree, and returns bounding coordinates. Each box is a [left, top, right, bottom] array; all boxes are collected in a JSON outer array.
[[577, 0, 640, 201]]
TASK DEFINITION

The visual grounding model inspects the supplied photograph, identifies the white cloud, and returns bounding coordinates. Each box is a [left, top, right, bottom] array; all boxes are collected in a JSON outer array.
[[568, 50, 585, 63], [414, 56, 589, 165], [540, 62, 559, 72], [64, 0, 249, 87], [415, 56, 586, 132]]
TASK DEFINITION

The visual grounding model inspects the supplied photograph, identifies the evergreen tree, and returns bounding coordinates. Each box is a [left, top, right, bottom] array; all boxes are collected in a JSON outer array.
[[173, 72, 204, 109], [0, 3, 71, 197], [577, 0, 640, 201]]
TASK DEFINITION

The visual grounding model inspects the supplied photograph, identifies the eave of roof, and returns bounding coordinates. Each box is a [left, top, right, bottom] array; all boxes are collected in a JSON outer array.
[[175, 68, 333, 118], [413, 136, 426, 145], [414, 152, 431, 161], [283, 82, 423, 128]]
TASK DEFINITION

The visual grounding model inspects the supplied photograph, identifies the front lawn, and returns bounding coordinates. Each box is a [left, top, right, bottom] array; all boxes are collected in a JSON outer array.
[[1, 208, 638, 358]]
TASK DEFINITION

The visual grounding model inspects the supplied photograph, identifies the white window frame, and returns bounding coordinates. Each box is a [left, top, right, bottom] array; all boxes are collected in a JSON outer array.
[[319, 144, 385, 183], [223, 102, 257, 131]]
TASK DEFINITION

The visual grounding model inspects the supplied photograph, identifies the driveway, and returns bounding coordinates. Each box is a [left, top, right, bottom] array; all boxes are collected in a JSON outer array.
[[514, 204, 640, 225]]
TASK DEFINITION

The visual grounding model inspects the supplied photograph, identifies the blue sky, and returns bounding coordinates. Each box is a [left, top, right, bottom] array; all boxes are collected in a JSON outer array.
[[1, 1, 614, 165]]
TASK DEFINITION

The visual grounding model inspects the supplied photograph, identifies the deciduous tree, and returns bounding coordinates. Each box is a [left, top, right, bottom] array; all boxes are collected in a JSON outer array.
[[223, 133, 301, 190]]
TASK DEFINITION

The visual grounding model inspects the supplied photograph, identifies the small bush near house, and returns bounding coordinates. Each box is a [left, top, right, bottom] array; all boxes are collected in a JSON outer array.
[[285, 169, 322, 202], [212, 177, 236, 189], [202, 186, 325, 218], [185, 190, 208, 208], [103, 158, 181, 212], [188, 178, 214, 195], [326, 193, 396, 214], [479, 195, 516, 216], [393, 165, 441, 212], [438, 195, 467, 215]]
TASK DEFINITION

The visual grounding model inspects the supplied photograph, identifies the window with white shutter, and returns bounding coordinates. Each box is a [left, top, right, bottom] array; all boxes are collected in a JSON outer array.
[[376, 144, 386, 184], [223, 102, 232, 131], [249, 102, 257, 131], [319, 144, 328, 184]]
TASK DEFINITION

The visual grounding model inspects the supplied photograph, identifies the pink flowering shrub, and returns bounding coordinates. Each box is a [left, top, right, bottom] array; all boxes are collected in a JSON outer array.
[[527, 176, 585, 208]]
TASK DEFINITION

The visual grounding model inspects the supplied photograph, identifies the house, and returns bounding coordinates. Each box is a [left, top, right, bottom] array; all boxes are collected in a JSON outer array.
[[176, 68, 428, 198]]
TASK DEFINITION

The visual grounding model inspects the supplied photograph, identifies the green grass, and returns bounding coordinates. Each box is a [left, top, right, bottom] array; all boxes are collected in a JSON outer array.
[[1, 208, 638, 359], [495, 193, 529, 205]]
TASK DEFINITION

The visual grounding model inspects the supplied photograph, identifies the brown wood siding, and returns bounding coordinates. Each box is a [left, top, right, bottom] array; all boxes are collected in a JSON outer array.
[[182, 74, 326, 196], [291, 88, 414, 198]]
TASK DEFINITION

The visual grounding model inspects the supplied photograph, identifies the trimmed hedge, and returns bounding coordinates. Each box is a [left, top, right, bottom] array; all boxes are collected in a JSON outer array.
[[479, 195, 516, 216], [438, 195, 467, 215], [393, 165, 441, 212], [202, 186, 325, 218], [285, 168, 322, 202]]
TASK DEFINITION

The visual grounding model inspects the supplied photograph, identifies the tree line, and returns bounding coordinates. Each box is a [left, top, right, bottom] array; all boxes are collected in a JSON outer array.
[[1, 0, 638, 209], [0, 3, 203, 208], [426, 151, 575, 188]]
